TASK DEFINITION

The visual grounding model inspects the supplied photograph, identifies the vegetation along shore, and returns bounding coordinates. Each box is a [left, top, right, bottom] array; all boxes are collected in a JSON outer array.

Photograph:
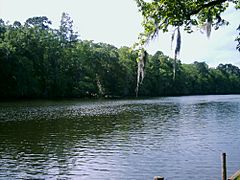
[[1, 15, 240, 100]]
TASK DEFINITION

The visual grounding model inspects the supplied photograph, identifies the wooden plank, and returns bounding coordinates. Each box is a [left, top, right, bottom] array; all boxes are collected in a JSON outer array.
[[228, 170, 240, 180]]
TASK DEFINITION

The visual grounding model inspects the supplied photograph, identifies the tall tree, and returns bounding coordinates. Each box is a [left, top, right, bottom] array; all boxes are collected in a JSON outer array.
[[59, 12, 78, 45]]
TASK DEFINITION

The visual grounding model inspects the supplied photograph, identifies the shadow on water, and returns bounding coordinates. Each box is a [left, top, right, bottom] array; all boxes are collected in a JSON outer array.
[[1, 120, 121, 175], [0, 99, 181, 179]]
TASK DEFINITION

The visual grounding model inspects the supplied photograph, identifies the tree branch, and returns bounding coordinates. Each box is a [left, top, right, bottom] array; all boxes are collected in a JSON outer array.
[[188, 0, 228, 17]]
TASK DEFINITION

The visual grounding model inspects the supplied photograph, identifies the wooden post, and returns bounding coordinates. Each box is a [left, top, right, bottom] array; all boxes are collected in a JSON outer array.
[[154, 176, 164, 180], [222, 153, 227, 180]]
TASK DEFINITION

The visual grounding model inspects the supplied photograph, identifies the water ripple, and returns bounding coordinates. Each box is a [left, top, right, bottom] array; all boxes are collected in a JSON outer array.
[[0, 95, 240, 179]]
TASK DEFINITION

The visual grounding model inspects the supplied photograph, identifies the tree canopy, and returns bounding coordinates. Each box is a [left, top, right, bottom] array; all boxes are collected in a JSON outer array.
[[134, 0, 239, 93], [135, 0, 240, 49], [0, 14, 240, 99]]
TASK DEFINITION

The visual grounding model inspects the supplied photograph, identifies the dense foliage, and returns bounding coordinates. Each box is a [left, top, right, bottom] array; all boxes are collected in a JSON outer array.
[[134, 0, 239, 83], [135, 0, 240, 49], [0, 16, 240, 99]]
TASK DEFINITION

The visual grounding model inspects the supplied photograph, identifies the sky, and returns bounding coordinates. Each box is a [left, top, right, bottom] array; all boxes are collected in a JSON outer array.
[[0, 0, 239, 67]]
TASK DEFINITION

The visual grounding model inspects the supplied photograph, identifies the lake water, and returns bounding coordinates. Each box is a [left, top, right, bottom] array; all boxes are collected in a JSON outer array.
[[0, 95, 240, 179]]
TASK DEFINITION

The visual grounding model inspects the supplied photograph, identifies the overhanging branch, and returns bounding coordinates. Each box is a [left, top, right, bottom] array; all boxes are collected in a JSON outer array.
[[188, 0, 228, 17]]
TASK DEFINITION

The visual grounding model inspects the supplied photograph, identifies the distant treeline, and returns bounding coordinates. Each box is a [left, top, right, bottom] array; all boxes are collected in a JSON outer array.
[[1, 15, 240, 99]]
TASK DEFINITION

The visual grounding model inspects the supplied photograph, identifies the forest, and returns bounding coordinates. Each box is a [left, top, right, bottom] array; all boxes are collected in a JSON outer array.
[[0, 14, 240, 99]]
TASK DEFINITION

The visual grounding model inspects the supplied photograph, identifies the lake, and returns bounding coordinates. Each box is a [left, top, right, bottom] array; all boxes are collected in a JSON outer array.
[[0, 95, 240, 179]]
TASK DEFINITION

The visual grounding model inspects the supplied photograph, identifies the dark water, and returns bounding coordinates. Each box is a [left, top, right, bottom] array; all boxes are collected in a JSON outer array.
[[0, 95, 240, 180]]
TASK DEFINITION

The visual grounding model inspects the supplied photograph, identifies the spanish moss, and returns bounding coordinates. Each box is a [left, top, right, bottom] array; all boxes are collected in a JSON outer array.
[[171, 26, 181, 80], [136, 48, 147, 97]]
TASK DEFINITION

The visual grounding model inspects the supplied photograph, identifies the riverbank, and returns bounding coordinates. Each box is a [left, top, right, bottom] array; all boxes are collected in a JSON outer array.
[[1, 93, 240, 102]]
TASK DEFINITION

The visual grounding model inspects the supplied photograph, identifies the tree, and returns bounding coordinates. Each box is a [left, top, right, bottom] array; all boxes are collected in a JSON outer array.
[[236, 25, 240, 51], [143, 51, 173, 96], [1, 15, 240, 99], [59, 12, 78, 45], [135, 0, 239, 44], [118, 47, 138, 96], [25, 16, 52, 30], [134, 0, 240, 80]]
